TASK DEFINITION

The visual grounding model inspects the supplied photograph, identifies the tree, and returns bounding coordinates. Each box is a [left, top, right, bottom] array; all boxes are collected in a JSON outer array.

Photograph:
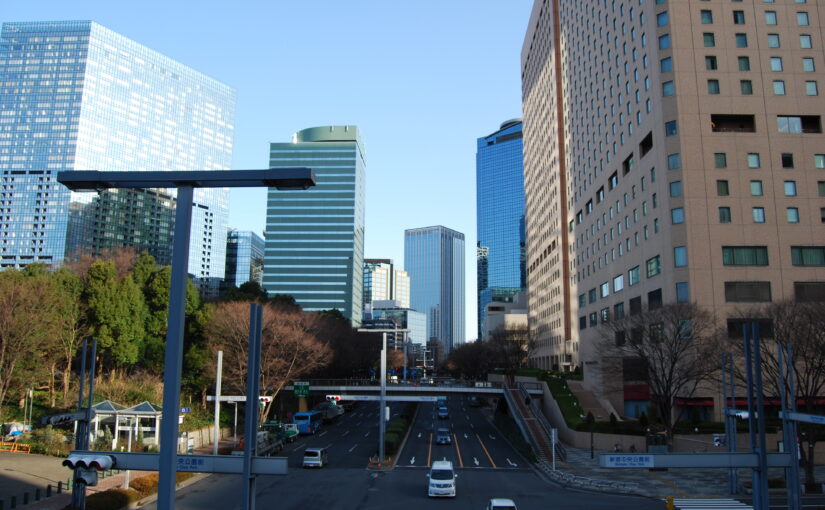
[[728, 300, 825, 486], [488, 324, 533, 374], [52, 268, 87, 407], [0, 270, 63, 420], [597, 302, 722, 445], [204, 302, 331, 422], [219, 281, 269, 303], [446, 341, 495, 380]]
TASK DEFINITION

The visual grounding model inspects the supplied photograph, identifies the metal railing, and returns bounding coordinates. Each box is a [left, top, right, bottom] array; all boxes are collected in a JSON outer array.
[[517, 382, 566, 462]]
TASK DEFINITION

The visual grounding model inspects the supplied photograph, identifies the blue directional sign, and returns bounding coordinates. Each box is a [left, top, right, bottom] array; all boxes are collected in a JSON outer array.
[[180, 407, 191, 413], [602, 454, 654, 468]]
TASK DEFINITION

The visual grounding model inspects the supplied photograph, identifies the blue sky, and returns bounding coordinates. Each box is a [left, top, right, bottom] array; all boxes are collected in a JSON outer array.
[[3, 1, 532, 341]]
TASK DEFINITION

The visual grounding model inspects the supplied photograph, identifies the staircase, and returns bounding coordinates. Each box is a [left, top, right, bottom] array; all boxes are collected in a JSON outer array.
[[566, 379, 614, 420], [502, 384, 565, 462]]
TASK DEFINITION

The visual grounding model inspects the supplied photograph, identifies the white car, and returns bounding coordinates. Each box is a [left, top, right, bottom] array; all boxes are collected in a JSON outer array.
[[487, 498, 517, 510], [427, 460, 457, 497], [302, 447, 328, 468]]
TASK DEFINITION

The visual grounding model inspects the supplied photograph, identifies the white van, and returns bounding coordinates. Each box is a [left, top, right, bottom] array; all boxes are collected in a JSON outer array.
[[302, 447, 328, 468], [427, 460, 457, 497]]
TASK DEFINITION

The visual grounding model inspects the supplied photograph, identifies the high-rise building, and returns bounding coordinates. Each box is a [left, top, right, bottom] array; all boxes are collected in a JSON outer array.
[[0, 21, 235, 294], [363, 258, 411, 311], [224, 229, 264, 289], [476, 119, 526, 339], [521, 1, 825, 390], [263, 126, 365, 325], [404, 226, 465, 354]]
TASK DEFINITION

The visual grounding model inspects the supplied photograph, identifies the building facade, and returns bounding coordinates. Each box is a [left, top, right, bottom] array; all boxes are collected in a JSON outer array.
[[0, 21, 235, 294], [224, 229, 264, 288], [404, 225, 465, 354], [263, 126, 365, 325], [363, 299, 427, 347], [476, 119, 527, 339], [363, 258, 410, 311], [522, 1, 825, 401]]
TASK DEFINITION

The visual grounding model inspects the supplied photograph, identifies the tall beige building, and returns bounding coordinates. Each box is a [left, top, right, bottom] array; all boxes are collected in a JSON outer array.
[[522, 0, 825, 399]]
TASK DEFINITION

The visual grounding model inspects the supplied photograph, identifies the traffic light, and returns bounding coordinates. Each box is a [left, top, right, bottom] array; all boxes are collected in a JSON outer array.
[[326, 395, 341, 405], [62, 454, 115, 486], [259, 396, 272, 407]]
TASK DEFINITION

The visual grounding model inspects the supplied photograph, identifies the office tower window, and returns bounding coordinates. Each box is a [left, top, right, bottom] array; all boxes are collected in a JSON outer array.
[[736, 33, 748, 47], [750, 180, 764, 196], [806, 81, 818, 96], [733, 11, 745, 24], [725, 282, 772, 303], [589, 313, 598, 327], [819, 181, 825, 197], [753, 207, 766, 223], [717, 180, 730, 196], [787, 208, 800, 223], [741, 80, 754, 94], [738, 56, 751, 71], [589, 288, 597, 303], [600, 282, 610, 298], [800, 35, 813, 49], [671, 208, 685, 224], [665, 121, 678, 136], [816, 154, 825, 168], [659, 34, 671, 49], [791, 246, 825, 266], [614, 302, 625, 320], [705, 56, 718, 70], [765, 11, 778, 24], [660, 57, 673, 72], [748, 153, 761, 168], [803, 58, 815, 72], [646, 255, 662, 277], [674, 246, 688, 267], [797, 12, 809, 26], [613, 274, 625, 292], [723, 246, 769, 265], [784, 181, 797, 196], [781, 153, 794, 168], [669, 181, 682, 197], [773, 80, 786, 95], [714, 153, 728, 168], [821, 208, 825, 223], [600, 308, 610, 323], [703, 33, 716, 47], [579, 316, 587, 330], [770, 57, 783, 71], [719, 207, 732, 223], [662, 81, 676, 96], [657, 12, 669, 26], [629, 266, 640, 285], [778, 115, 822, 133], [708, 80, 720, 94], [768, 34, 780, 48], [701, 10, 713, 24], [676, 282, 690, 303], [579, 294, 586, 307]]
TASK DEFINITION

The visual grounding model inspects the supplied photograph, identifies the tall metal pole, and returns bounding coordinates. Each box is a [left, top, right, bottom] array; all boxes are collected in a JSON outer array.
[[157, 185, 194, 510], [402, 334, 408, 384], [213, 350, 223, 455], [242, 304, 262, 510], [743, 324, 761, 510], [753, 323, 769, 510], [379, 331, 387, 463], [781, 344, 801, 510], [71, 340, 88, 510]]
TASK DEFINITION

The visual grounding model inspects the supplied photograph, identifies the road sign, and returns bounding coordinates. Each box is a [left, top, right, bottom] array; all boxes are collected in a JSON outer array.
[[41, 410, 95, 426], [180, 407, 191, 413], [67, 450, 288, 475], [293, 381, 310, 398], [338, 395, 441, 402], [780, 411, 825, 425], [601, 454, 654, 468], [600, 452, 793, 469]]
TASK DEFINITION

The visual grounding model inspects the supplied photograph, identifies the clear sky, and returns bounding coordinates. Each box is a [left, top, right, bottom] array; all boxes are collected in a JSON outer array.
[[3, 1, 533, 341]]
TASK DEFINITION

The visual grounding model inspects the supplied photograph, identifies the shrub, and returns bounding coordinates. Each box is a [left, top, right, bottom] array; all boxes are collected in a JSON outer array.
[[83, 488, 138, 510]]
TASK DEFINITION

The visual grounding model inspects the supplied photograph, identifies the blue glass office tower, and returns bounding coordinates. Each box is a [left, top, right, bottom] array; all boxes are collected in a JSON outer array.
[[476, 119, 526, 339], [263, 126, 365, 325], [404, 226, 465, 354], [224, 230, 265, 288], [0, 21, 235, 294]]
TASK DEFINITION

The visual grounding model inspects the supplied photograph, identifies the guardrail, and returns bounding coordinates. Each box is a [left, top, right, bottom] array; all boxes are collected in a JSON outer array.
[[539, 463, 639, 493], [0, 441, 30, 453], [517, 382, 567, 462]]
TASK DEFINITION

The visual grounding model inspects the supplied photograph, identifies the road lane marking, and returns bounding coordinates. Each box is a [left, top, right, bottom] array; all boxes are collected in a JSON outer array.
[[417, 432, 422, 438], [466, 415, 470, 421], [318, 431, 327, 437], [476, 433, 497, 468], [453, 433, 464, 468], [342, 430, 350, 436], [291, 444, 305, 453], [463, 433, 468, 439], [348, 443, 358, 452], [410, 456, 416, 465], [427, 433, 433, 467], [506, 458, 518, 467], [473, 457, 479, 466], [364, 431, 370, 437], [488, 434, 496, 440], [356, 421, 362, 426], [470, 423, 475, 429]]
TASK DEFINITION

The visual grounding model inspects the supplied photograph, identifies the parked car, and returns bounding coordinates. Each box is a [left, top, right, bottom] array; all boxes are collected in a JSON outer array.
[[435, 428, 452, 445], [302, 447, 328, 468], [487, 498, 517, 510]]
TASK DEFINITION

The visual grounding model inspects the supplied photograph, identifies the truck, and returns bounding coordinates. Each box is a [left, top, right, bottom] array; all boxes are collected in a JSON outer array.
[[312, 401, 344, 423], [262, 420, 298, 443], [232, 430, 283, 456]]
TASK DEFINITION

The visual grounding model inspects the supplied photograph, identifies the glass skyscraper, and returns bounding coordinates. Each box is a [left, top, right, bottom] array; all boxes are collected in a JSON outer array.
[[263, 126, 365, 325], [224, 229, 264, 288], [0, 21, 235, 294], [476, 119, 526, 339], [404, 226, 465, 354]]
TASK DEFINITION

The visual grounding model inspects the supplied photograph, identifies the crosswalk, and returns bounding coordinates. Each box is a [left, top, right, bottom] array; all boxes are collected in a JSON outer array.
[[671, 498, 753, 510]]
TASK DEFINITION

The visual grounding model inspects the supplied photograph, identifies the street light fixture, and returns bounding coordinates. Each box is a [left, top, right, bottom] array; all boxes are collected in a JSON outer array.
[[357, 326, 410, 465], [58, 168, 315, 510]]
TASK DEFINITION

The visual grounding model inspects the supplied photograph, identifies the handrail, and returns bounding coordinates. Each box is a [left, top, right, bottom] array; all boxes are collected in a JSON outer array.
[[517, 382, 567, 462], [501, 387, 544, 460]]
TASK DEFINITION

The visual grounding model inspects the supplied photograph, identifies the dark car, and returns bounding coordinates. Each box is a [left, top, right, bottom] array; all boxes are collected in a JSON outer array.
[[437, 407, 449, 419], [468, 396, 481, 407], [435, 428, 452, 445]]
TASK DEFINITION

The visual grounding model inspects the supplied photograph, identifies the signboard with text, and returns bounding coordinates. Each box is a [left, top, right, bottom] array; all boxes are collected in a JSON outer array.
[[601, 454, 654, 468], [293, 381, 310, 398]]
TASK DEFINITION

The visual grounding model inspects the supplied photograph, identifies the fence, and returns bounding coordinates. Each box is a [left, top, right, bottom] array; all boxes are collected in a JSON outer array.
[[0, 442, 30, 453]]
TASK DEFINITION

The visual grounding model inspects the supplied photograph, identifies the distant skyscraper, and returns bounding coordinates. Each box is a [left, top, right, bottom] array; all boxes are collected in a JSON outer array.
[[0, 21, 235, 294], [224, 230, 264, 288], [263, 126, 365, 325], [362, 258, 411, 310], [404, 226, 465, 354], [476, 119, 526, 339]]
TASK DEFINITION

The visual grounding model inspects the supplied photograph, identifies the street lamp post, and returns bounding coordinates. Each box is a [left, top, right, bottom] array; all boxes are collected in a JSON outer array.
[[358, 327, 409, 465], [58, 168, 315, 510]]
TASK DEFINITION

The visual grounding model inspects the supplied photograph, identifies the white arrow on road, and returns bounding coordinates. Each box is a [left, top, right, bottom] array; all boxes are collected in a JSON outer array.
[[473, 457, 480, 466], [489, 434, 497, 440], [342, 430, 350, 437], [417, 432, 422, 438], [410, 456, 416, 465], [364, 431, 370, 437], [348, 443, 358, 452], [463, 433, 469, 439], [470, 423, 475, 429], [506, 458, 518, 467]]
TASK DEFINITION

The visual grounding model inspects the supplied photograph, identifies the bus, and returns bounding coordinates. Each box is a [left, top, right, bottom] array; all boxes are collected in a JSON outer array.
[[293, 410, 323, 435]]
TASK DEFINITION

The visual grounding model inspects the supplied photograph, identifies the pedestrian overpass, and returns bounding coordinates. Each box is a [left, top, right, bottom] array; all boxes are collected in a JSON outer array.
[[283, 379, 544, 398]]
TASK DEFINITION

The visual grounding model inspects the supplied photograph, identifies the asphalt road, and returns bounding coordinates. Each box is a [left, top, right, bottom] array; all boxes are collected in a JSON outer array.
[[141, 396, 660, 509]]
